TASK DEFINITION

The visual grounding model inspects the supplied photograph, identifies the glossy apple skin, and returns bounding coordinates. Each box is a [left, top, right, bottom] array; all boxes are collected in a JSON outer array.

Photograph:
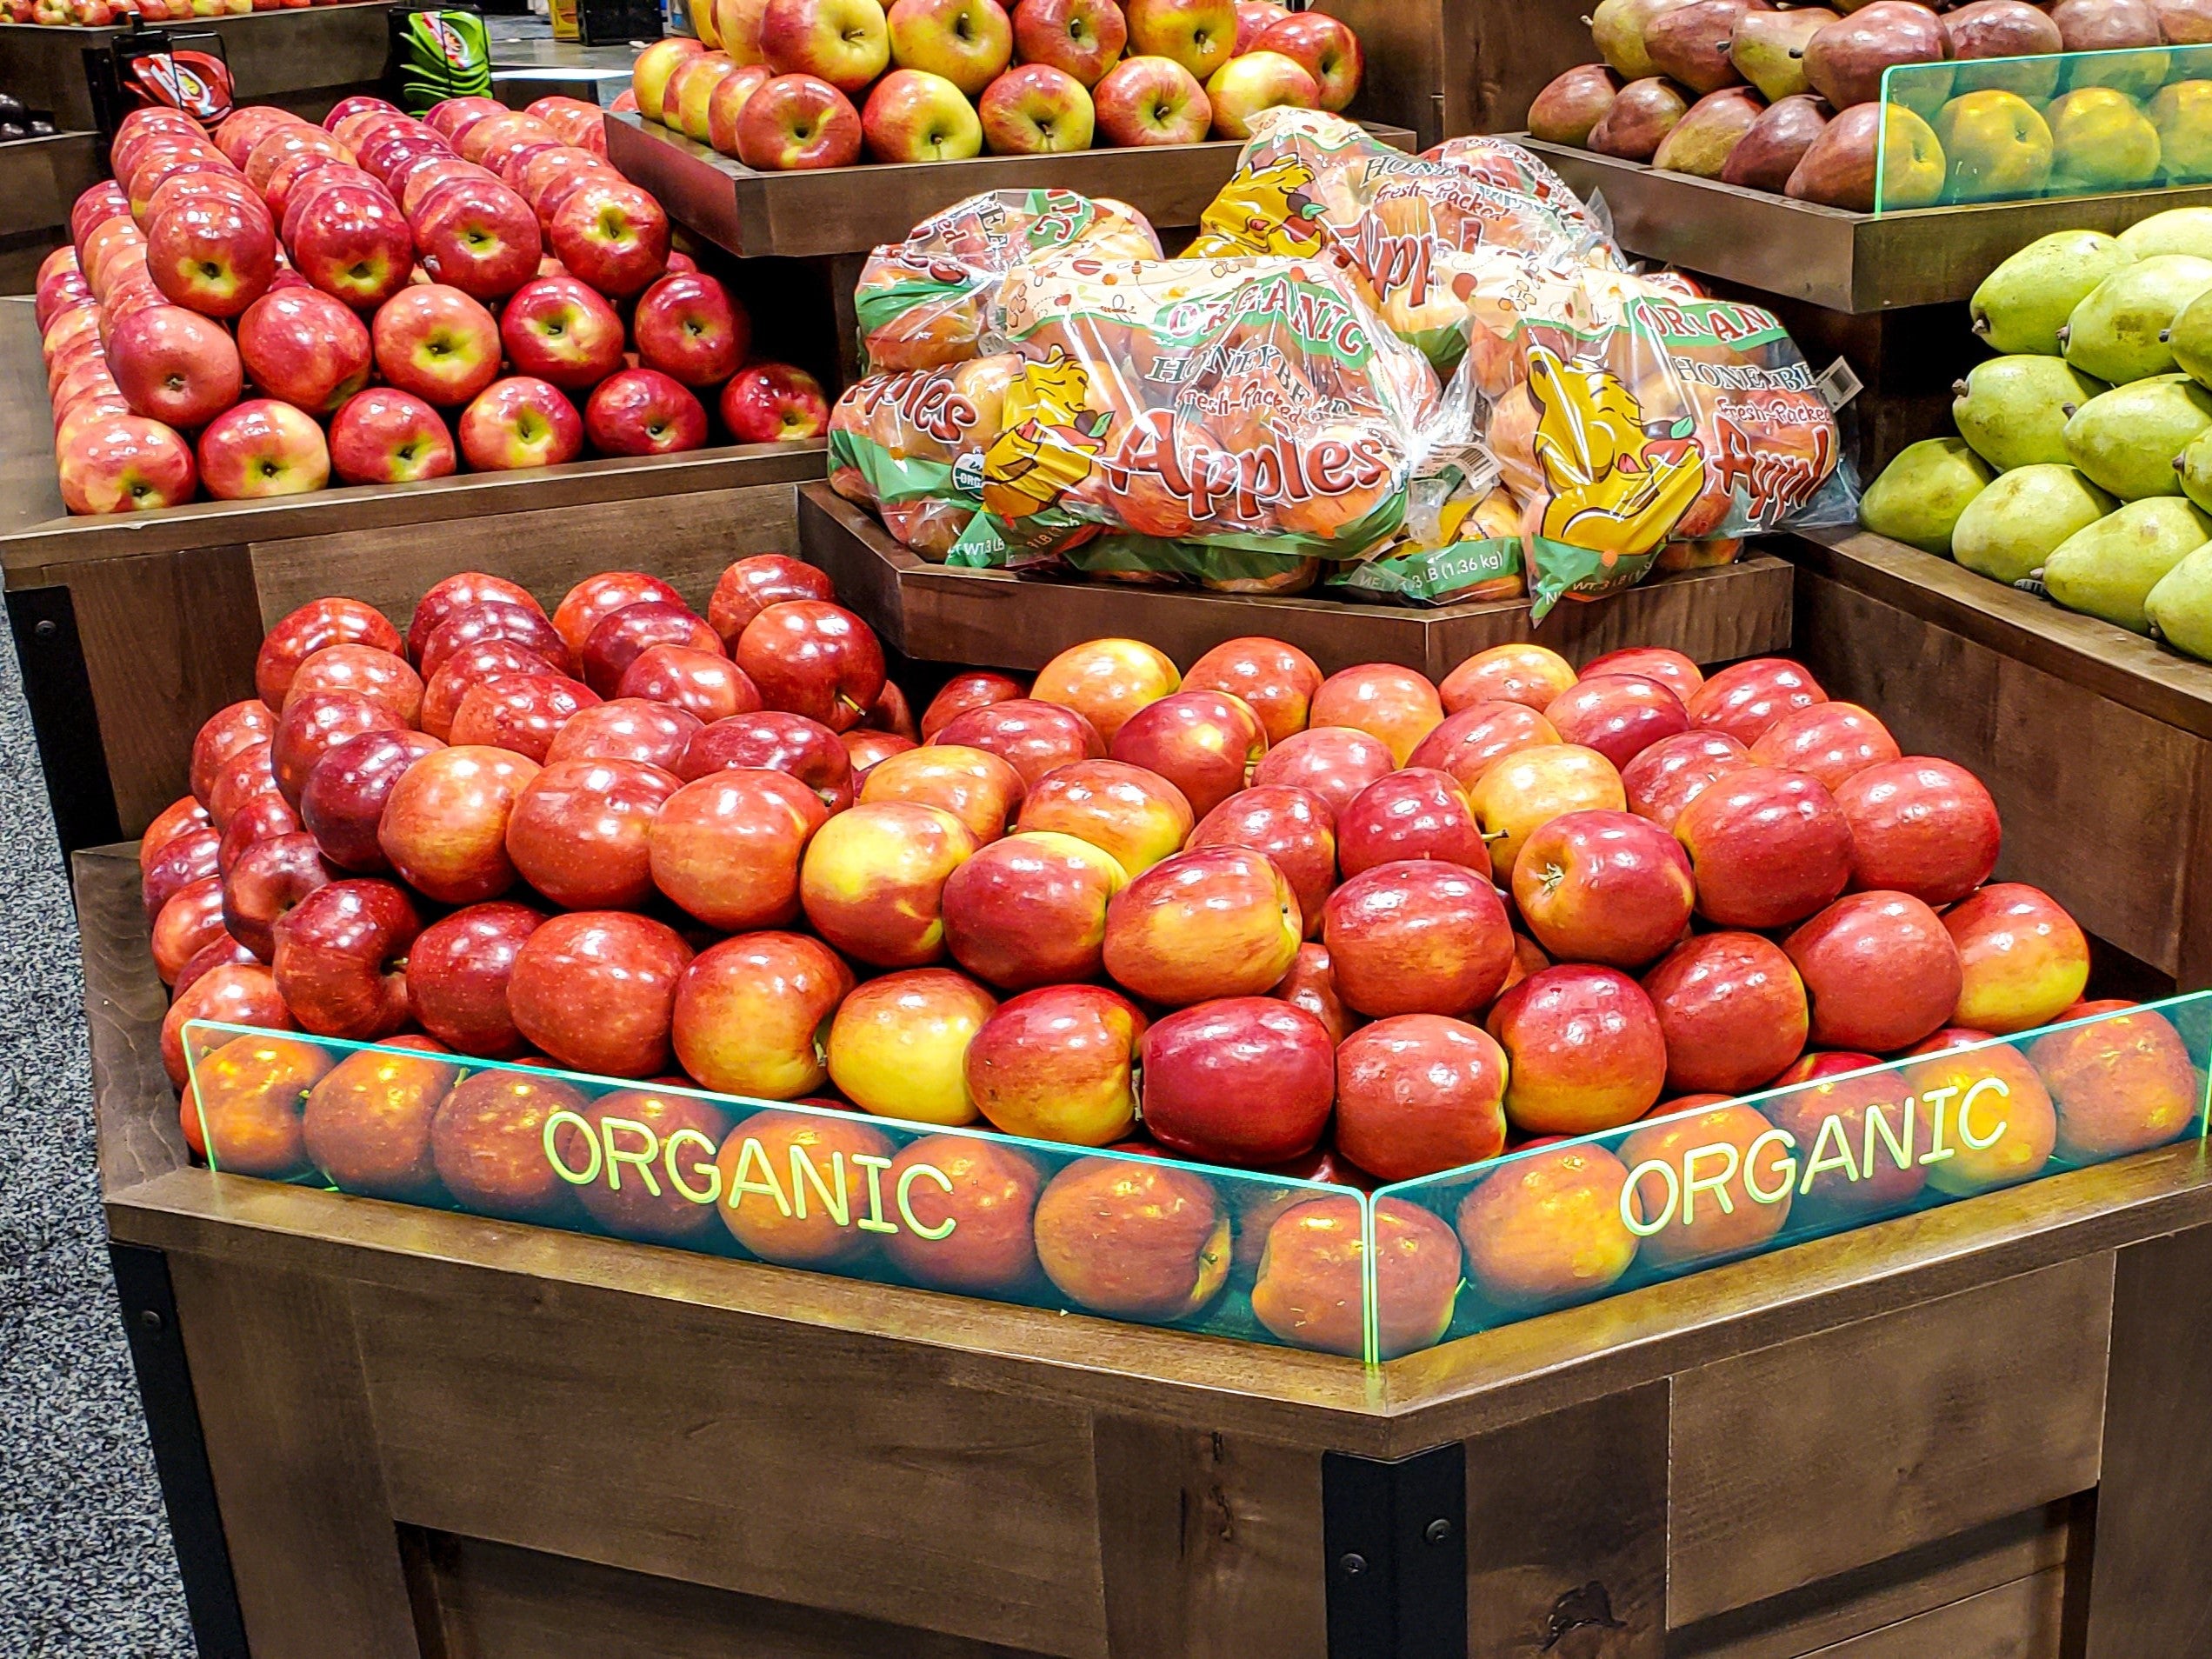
[[256, 596, 403, 710], [1488, 965, 1669, 1135], [650, 767, 829, 930], [1782, 891, 1962, 1054], [504, 756, 682, 909], [1542, 673, 1690, 770], [430, 1069, 590, 1225], [183, 1031, 336, 1179], [551, 570, 687, 664], [1513, 808, 1696, 969], [1621, 1103, 1792, 1271], [941, 830, 1128, 989], [1642, 931, 1809, 1096], [143, 824, 221, 924], [2030, 1005, 2202, 1163], [1833, 757, 2002, 908], [715, 1109, 893, 1269], [1621, 730, 1754, 831], [882, 1135, 1046, 1295], [303, 1041, 462, 1203], [800, 800, 976, 967], [1439, 643, 1576, 714], [1335, 767, 1483, 877], [1468, 743, 1627, 883], [1456, 1142, 1639, 1310], [507, 910, 694, 1078], [421, 597, 573, 684], [270, 877, 420, 1039], [459, 376, 586, 470], [161, 961, 293, 1092], [192, 699, 279, 802], [1322, 860, 1514, 1019], [1684, 657, 1826, 746], [1748, 701, 1901, 791], [448, 673, 602, 763], [1012, 757, 1189, 874], [1189, 785, 1336, 933], [1334, 1014, 1508, 1181], [205, 744, 280, 836], [144, 793, 214, 864], [931, 698, 1106, 789], [546, 697, 703, 771], [1763, 1061, 1929, 1223], [283, 643, 423, 726], [708, 554, 835, 647], [617, 643, 760, 723], [1181, 636, 1322, 747], [1103, 846, 1302, 1007], [1405, 702, 1559, 790], [720, 361, 831, 441], [1032, 1156, 1231, 1322], [965, 983, 1148, 1144], [222, 830, 335, 961], [219, 787, 307, 879], [234, 288, 371, 415], [861, 743, 1024, 843], [376, 744, 541, 904], [421, 639, 570, 740], [733, 600, 886, 733], [574, 601, 723, 699], [679, 710, 854, 811], [672, 931, 856, 1098], [1253, 1196, 1462, 1358], [1901, 1042, 2056, 1196], [1249, 725, 1396, 816], [551, 1086, 740, 1247], [1942, 883, 2090, 1036], [1674, 768, 1853, 931], [404, 901, 546, 1057], [272, 689, 404, 808], [825, 966, 998, 1124], [1141, 997, 1334, 1166], [920, 670, 1026, 739], [1309, 663, 1443, 765], [1582, 645, 1702, 703], [1031, 637, 1180, 745], [1272, 941, 1356, 1044]]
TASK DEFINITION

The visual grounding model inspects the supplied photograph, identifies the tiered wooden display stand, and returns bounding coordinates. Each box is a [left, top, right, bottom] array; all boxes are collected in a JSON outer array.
[[0, 130, 102, 293]]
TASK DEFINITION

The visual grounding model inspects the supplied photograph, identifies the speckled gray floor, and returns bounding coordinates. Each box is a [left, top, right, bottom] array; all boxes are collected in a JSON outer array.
[[0, 597, 194, 1657]]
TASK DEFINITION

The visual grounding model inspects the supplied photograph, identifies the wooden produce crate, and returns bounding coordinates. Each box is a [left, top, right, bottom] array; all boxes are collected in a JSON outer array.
[[0, 4, 395, 132], [0, 130, 102, 293], [1313, 0, 1593, 150], [80, 839, 2212, 1659], [0, 296, 823, 853], [796, 480, 1795, 680], [1788, 529, 2212, 993], [603, 110, 1420, 259]]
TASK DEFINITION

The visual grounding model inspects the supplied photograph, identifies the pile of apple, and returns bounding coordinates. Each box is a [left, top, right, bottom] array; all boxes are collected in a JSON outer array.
[[6, 0, 367, 22], [39, 94, 829, 515], [144, 558, 2173, 1352], [624, 0, 1361, 169]]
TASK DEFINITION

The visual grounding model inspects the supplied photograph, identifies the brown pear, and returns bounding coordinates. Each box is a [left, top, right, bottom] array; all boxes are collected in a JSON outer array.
[[2162, 0, 2212, 45], [1731, 8, 1839, 102], [1802, 1, 1950, 110], [1945, 0, 2063, 98], [1722, 92, 1834, 190], [1589, 77, 1694, 159], [1786, 99, 1946, 209], [1529, 63, 1625, 144], [1654, 85, 1769, 173], [1590, 0, 1702, 80], [1648, 0, 1756, 94], [2051, 0, 2162, 50]]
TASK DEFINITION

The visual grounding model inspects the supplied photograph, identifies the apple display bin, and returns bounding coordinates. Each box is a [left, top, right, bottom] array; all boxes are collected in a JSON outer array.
[[0, 129, 102, 293], [1785, 527, 2212, 996], [794, 479, 1797, 680], [1302, 0, 1594, 151], [78, 840, 2212, 1659], [1522, 136, 2212, 481], [0, 4, 395, 133]]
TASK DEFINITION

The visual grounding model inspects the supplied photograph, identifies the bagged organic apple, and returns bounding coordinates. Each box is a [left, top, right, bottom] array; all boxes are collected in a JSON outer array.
[[941, 247, 1487, 579], [827, 354, 1022, 559], [1181, 110, 1620, 388], [852, 189, 1163, 374], [1329, 485, 1529, 604], [1482, 270, 1855, 617]]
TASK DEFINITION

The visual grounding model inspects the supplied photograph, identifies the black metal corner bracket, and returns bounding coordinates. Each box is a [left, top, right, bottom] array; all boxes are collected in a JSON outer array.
[[110, 1243, 251, 1659], [1323, 1442, 1468, 1659]]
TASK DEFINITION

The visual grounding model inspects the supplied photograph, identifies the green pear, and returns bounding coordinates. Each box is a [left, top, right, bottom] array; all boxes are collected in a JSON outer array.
[[2168, 287, 2212, 389], [2175, 426, 2212, 510], [1859, 438, 1995, 555], [2062, 256, 2212, 384], [2146, 543, 2212, 659], [2063, 376, 2212, 499], [1951, 465, 2118, 583], [2118, 206, 2212, 261], [2043, 496, 2212, 633], [1729, 7, 1837, 103], [1591, 0, 1697, 80], [1969, 230, 2135, 356], [1952, 356, 2108, 471]]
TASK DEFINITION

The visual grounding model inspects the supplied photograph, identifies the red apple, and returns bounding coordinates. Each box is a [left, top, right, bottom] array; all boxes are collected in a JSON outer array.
[[2030, 1004, 2202, 1163], [1685, 656, 1825, 746], [860, 743, 1022, 843], [1033, 1155, 1230, 1320], [327, 387, 456, 484], [376, 744, 542, 903], [736, 72, 867, 169], [1405, 701, 1560, 791], [299, 728, 444, 871], [204, 743, 280, 835], [979, 63, 1096, 152], [632, 271, 750, 388], [1749, 700, 1901, 791], [1335, 1013, 1508, 1181], [505, 756, 682, 909], [235, 287, 370, 413], [1542, 673, 1690, 770], [216, 793, 301, 876], [546, 697, 703, 770], [1512, 808, 1696, 969], [800, 799, 977, 965], [1108, 687, 1266, 819], [182, 1031, 335, 1178], [106, 305, 242, 429], [143, 825, 221, 923], [430, 1069, 590, 1225], [143, 793, 214, 869], [1091, 53, 1211, 144], [929, 698, 1104, 787], [672, 930, 856, 1096], [1188, 784, 1336, 933], [650, 766, 829, 930], [1642, 930, 1809, 1094], [414, 179, 543, 301], [1944, 883, 2090, 1036], [1763, 1060, 1929, 1221], [1900, 1042, 2056, 1196], [1487, 964, 1669, 1134], [1141, 996, 1334, 1166], [197, 398, 331, 500], [720, 362, 833, 442], [1621, 729, 1755, 831], [584, 367, 709, 456], [409, 573, 545, 663], [161, 961, 293, 1091], [506, 909, 693, 1077], [459, 376, 584, 470], [578, 601, 723, 698], [941, 830, 1129, 989], [421, 639, 570, 739], [1252, 11, 1361, 110], [144, 193, 276, 316], [221, 830, 335, 960], [1013, 0, 1126, 84], [1249, 724, 1394, 816], [548, 177, 668, 297], [55, 413, 197, 514], [497, 275, 624, 393], [290, 186, 414, 310], [617, 643, 761, 723], [920, 670, 1027, 738], [679, 710, 854, 810], [1674, 768, 1852, 929], [152, 876, 230, 985], [447, 673, 601, 763], [1322, 859, 1512, 1018], [1834, 756, 2002, 908], [1309, 664, 1443, 766], [271, 688, 403, 807], [965, 983, 1145, 1143], [1783, 890, 1962, 1054], [1103, 845, 1302, 1004], [708, 554, 836, 646], [405, 901, 546, 1056], [1269, 940, 1353, 1044], [1012, 756, 1189, 872], [1335, 766, 1484, 876], [420, 597, 571, 686], [1620, 1103, 1792, 1271], [270, 876, 420, 1039], [369, 283, 499, 407], [1440, 643, 1576, 715]]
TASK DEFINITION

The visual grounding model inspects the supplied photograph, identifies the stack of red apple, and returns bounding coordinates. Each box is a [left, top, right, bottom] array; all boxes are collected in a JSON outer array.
[[157, 570, 2159, 1354], [7, 0, 367, 23], [623, 0, 1361, 170], [39, 95, 829, 515]]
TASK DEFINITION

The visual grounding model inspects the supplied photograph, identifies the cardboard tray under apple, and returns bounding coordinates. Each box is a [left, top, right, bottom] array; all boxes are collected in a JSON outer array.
[[1523, 137, 2212, 315], [605, 110, 1419, 260], [793, 480, 1796, 679]]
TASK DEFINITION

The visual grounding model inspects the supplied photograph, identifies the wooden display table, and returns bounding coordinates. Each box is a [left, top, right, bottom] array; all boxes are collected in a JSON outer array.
[[796, 481, 1796, 680], [80, 842, 2212, 1659], [1785, 529, 2212, 993]]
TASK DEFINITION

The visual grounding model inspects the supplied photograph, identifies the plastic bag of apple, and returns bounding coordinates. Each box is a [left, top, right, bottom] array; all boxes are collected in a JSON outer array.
[[627, 0, 1365, 167], [152, 564, 2203, 1358], [41, 96, 830, 516]]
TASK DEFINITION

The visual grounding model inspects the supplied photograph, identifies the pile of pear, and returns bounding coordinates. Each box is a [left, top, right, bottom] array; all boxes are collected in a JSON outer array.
[[1861, 205, 2212, 660]]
